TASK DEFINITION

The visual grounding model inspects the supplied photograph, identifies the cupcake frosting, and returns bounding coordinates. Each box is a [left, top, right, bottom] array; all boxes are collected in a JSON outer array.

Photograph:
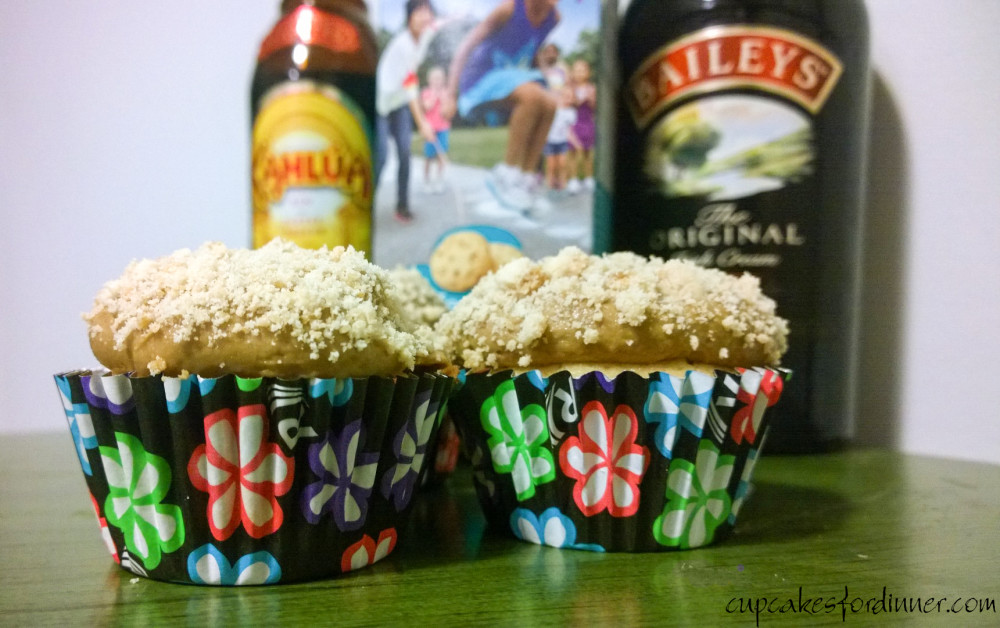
[[85, 239, 431, 378], [436, 246, 789, 370]]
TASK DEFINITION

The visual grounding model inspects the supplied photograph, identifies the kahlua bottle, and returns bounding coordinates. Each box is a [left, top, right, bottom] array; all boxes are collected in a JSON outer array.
[[252, 0, 378, 253]]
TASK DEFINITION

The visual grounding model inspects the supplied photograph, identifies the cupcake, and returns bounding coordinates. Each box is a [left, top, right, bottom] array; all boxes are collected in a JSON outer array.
[[438, 247, 789, 552], [55, 240, 454, 584], [386, 265, 461, 481]]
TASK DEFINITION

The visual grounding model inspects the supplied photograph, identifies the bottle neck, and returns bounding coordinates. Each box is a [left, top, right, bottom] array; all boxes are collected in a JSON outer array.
[[280, 0, 367, 16]]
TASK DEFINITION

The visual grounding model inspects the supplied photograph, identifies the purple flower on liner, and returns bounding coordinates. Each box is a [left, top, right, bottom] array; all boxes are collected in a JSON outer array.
[[381, 391, 440, 511], [302, 421, 379, 531], [573, 371, 617, 394], [81, 375, 107, 409], [83, 373, 136, 415]]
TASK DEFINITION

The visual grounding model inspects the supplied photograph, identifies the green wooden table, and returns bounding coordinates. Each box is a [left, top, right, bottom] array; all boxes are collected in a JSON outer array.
[[1, 433, 997, 626]]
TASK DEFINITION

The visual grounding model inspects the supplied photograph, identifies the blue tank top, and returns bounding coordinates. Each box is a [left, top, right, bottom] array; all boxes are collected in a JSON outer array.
[[460, 0, 558, 92]]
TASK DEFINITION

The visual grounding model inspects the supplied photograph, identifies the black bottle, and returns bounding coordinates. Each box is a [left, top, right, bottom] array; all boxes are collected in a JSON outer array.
[[599, 0, 871, 452]]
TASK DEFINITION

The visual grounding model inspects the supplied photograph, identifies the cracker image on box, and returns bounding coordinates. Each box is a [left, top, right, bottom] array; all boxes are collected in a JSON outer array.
[[429, 230, 496, 292], [371, 0, 601, 285], [417, 225, 526, 308], [487, 241, 525, 266]]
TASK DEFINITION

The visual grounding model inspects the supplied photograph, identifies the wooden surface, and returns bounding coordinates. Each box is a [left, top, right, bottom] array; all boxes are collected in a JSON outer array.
[[1, 432, 998, 626]]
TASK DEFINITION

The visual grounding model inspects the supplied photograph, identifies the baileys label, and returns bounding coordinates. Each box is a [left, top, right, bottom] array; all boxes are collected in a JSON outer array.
[[626, 25, 843, 128], [622, 26, 844, 269]]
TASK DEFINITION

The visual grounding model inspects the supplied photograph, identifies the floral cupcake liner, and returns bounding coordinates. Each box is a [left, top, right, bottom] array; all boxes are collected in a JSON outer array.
[[55, 369, 454, 585], [422, 413, 462, 486], [449, 366, 787, 552]]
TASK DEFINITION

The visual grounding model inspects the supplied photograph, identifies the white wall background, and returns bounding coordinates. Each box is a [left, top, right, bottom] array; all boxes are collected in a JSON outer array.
[[1, 1, 997, 464]]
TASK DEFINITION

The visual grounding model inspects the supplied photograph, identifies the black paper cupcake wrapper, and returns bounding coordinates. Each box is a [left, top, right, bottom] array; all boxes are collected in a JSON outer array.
[[54, 369, 453, 585], [449, 366, 788, 552]]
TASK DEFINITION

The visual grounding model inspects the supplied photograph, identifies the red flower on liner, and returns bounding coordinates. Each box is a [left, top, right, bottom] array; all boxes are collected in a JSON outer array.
[[341, 528, 398, 573], [730, 369, 784, 445], [189, 404, 294, 540], [90, 492, 119, 563], [559, 401, 650, 518]]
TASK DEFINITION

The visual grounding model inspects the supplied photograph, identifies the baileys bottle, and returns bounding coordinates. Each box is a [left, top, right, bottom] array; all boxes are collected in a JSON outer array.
[[599, 0, 871, 452]]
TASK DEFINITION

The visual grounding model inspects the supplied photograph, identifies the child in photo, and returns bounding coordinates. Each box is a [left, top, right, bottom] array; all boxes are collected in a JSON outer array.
[[376, 0, 439, 223], [566, 58, 597, 194], [536, 42, 568, 90], [544, 86, 581, 191], [442, 0, 561, 213], [421, 66, 452, 194]]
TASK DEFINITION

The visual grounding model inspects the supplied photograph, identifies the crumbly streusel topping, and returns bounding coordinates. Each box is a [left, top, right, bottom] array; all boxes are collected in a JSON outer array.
[[435, 246, 789, 370], [85, 239, 428, 367], [388, 266, 448, 327]]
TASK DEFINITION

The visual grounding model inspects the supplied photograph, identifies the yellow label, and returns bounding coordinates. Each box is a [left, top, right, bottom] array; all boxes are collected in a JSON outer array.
[[252, 82, 372, 252]]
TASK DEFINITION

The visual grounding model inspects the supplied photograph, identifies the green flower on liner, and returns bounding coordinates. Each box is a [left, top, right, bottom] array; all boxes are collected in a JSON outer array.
[[653, 440, 735, 549], [237, 377, 263, 392], [100, 432, 185, 570], [480, 380, 555, 501]]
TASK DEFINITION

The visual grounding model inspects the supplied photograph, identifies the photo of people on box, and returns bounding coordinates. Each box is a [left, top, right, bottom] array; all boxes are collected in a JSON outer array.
[[372, 0, 599, 291]]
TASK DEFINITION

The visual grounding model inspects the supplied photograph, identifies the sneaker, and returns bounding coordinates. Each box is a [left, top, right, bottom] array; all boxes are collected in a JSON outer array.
[[486, 164, 532, 211], [531, 193, 553, 216], [394, 206, 414, 223], [566, 178, 582, 195], [522, 172, 553, 216], [583, 177, 596, 192]]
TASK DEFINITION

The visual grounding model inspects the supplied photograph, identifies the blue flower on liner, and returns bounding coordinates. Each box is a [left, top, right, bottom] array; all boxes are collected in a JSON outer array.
[[644, 377, 682, 458], [729, 447, 760, 525], [524, 370, 549, 392], [56, 376, 97, 475], [163, 375, 194, 414], [309, 378, 354, 407], [510, 507, 605, 553], [644, 371, 715, 457], [198, 377, 217, 397], [187, 544, 282, 586]]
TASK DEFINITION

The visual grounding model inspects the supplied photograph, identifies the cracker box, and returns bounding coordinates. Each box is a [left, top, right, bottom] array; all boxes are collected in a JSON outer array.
[[369, 0, 602, 306]]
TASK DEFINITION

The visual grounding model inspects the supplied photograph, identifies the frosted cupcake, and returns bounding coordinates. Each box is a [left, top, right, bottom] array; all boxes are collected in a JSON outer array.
[[438, 247, 788, 552], [56, 240, 454, 584]]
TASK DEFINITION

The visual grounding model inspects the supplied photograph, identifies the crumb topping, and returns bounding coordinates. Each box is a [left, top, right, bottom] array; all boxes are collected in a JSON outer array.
[[436, 246, 789, 370], [387, 266, 448, 327], [85, 240, 428, 373]]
